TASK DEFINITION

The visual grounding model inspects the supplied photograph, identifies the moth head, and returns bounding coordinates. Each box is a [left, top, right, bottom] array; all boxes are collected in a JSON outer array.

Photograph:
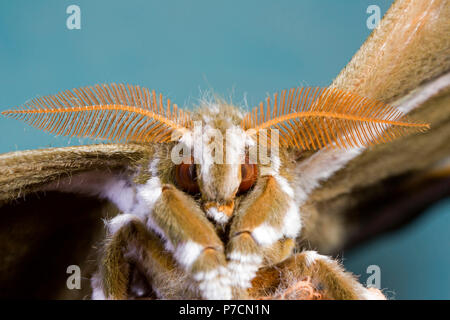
[[2, 83, 430, 226], [171, 102, 260, 224]]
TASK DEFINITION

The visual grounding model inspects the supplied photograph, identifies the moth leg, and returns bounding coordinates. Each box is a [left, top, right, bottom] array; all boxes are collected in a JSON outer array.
[[227, 174, 301, 296], [148, 184, 231, 299], [249, 251, 386, 300], [92, 215, 141, 300], [93, 214, 199, 299], [91, 215, 174, 299]]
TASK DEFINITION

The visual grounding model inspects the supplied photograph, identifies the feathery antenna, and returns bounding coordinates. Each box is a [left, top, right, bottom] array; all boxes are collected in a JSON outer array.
[[2, 84, 430, 150], [242, 87, 430, 149], [1, 83, 191, 143]]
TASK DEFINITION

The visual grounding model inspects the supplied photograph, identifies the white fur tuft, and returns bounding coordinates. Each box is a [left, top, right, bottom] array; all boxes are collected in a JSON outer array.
[[275, 175, 295, 198], [227, 252, 262, 265], [107, 213, 138, 235], [303, 251, 329, 267], [206, 207, 229, 224], [252, 223, 282, 246], [197, 277, 232, 300], [281, 201, 301, 238], [227, 260, 260, 289], [90, 274, 106, 300], [173, 241, 204, 269], [137, 177, 162, 209]]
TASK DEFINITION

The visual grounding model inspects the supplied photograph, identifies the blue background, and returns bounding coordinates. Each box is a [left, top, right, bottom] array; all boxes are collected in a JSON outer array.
[[0, 0, 448, 299]]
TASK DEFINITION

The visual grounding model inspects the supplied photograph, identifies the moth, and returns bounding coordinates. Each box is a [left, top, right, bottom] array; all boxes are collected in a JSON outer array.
[[0, 0, 449, 300]]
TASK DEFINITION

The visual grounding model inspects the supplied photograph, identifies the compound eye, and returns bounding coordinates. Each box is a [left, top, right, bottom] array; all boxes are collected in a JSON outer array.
[[175, 161, 199, 194], [238, 163, 257, 194]]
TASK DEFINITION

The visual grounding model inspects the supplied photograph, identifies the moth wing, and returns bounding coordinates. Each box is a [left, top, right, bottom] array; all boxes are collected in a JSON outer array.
[[0, 143, 149, 202], [296, 0, 450, 253], [0, 143, 148, 298]]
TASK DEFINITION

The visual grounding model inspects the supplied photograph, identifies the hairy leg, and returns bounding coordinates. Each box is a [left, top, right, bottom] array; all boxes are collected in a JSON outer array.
[[249, 251, 386, 300], [148, 184, 232, 299], [92, 216, 192, 299], [227, 173, 301, 296]]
